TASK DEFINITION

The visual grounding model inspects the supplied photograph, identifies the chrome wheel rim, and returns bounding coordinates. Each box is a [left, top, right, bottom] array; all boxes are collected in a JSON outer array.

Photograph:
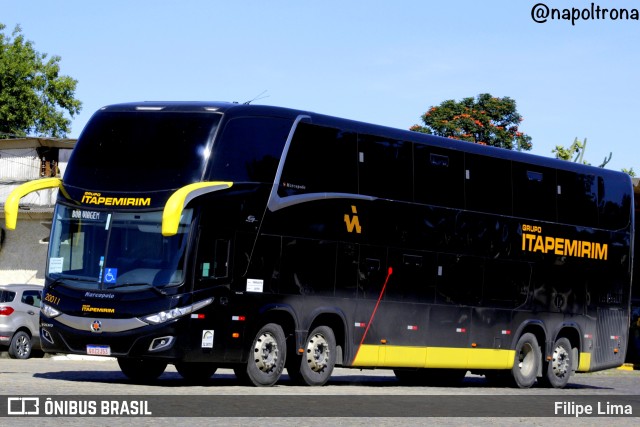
[[305, 333, 330, 373], [253, 332, 279, 373], [551, 345, 570, 379]]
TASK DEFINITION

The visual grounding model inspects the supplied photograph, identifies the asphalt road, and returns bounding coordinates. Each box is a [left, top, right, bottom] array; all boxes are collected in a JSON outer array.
[[0, 355, 638, 426]]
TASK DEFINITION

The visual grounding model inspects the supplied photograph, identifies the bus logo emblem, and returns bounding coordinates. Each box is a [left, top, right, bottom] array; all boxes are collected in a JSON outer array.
[[344, 205, 362, 234], [90, 320, 102, 333]]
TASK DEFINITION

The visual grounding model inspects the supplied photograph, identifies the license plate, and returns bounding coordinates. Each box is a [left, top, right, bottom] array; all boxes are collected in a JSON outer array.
[[86, 345, 111, 356]]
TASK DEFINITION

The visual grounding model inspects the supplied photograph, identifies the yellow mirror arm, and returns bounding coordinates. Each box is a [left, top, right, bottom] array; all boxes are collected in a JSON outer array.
[[4, 178, 66, 230], [162, 182, 233, 236]]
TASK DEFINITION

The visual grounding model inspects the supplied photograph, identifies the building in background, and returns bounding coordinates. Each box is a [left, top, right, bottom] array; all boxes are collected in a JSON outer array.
[[0, 138, 76, 284]]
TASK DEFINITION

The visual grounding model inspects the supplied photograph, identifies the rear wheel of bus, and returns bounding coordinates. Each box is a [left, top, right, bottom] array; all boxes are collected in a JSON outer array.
[[295, 325, 336, 386], [511, 333, 541, 388], [117, 358, 167, 382], [237, 323, 286, 386], [540, 337, 573, 389]]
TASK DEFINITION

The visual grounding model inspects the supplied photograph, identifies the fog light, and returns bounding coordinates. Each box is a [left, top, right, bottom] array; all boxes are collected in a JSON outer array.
[[149, 336, 175, 352], [41, 329, 54, 345]]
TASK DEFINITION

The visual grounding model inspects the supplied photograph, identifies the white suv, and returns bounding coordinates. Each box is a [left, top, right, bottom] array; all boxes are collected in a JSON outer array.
[[0, 284, 44, 359]]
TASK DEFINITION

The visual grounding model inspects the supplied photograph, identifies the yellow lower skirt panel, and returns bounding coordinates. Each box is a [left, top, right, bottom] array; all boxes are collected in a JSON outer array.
[[353, 344, 515, 370], [577, 352, 591, 372]]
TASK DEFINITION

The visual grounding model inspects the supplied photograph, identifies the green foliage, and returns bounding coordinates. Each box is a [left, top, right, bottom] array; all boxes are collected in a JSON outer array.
[[410, 93, 532, 151], [552, 137, 588, 163], [552, 137, 638, 174], [0, 23, 81, 138], [621, 167, 635, 177]]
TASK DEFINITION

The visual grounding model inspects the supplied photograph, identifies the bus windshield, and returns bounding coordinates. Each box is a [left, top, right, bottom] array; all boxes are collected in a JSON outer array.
[[47, 205, 193, 290]]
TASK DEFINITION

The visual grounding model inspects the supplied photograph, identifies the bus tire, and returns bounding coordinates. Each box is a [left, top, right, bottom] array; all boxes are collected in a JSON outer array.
[[511, 333, 541, 388], [543, 337, 572, 389], [245, 323, 286, 387], [175, 362, 218, 383], [117, 358, 167, 382], [298, 325, 336, 386]]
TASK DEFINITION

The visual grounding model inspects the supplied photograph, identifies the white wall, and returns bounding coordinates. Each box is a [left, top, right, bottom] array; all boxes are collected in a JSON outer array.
[[0, 217, 50, 285]]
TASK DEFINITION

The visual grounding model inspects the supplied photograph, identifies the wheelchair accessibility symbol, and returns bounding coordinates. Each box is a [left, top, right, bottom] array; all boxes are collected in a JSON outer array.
[[104, 268, 118, 284]]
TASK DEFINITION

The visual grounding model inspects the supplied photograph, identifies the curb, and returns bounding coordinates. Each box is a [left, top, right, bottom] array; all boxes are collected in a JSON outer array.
[[617, 363, 635, 371]]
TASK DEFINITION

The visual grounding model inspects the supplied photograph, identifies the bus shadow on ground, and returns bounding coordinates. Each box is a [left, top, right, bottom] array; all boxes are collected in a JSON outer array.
[[32, 371, 611, 390]]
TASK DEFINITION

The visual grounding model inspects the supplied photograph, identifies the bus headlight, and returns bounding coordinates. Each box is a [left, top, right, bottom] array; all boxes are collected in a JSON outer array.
[[141, 298, 213, 325], [41, 303, 61, 319]]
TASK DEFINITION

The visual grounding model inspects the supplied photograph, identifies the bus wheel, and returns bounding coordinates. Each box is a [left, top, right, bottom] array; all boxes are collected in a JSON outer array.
[[175, 362, 218, 383], [511, 333, 541, 388], [117, 358, 167, 382], [245, 323, 286, 387], [299, 326, 336, 386], [543, 337, 572, 389]]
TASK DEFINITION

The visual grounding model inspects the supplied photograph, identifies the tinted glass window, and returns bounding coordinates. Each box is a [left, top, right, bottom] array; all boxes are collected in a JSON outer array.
[[280, 238, 337, 296], [512, 163, 556, 221], [483, 260, 530, 308], [464, 154, 512, 215], [0, 291, 16, 303], [414, 145, 464, 208], [279, 123, 357, 197], [49, 204, 192, 289], [358, 135, 413, 201], [557, 170, 598, 227], [386, 250, 437, 303], [210, 117, 292, 183], [21, 290, 42, 307], [436, 254, 483, 306], [598, 175, 632, 230], [358, 245, 388, 299], [67, 111, 221, 191]]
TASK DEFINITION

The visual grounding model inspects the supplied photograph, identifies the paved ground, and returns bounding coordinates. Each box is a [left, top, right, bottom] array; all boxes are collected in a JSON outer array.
[[0, 355, 638, 426]]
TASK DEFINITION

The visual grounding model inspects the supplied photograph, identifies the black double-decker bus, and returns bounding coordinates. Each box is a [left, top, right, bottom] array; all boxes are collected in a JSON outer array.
[[5, 102, 634, 388]]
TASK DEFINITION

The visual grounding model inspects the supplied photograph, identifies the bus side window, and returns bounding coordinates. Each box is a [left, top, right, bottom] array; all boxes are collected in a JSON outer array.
[[279, 123, 357, 197], [414, 145, 464, 208], [483, 260, 530, 309], [464, 153, 512, 215], [512, 163, 557, 222], [598, 174, 632, 230], [557, 170, 598, 227], [436, 254, 483, 306], [386, 250, 437, 303], [357, 135, 413, 202], [211, 117, 292, 183], [197, 238, 230, 281]]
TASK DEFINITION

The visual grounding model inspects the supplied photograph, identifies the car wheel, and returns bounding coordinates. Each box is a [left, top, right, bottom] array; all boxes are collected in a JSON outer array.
[[8, 331, 32, 359]]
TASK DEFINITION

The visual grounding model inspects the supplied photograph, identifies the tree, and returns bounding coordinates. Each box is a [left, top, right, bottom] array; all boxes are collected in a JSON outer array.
[[552, 137, 635, 176], [621, 168, 636, 177], [410, 93, 532, 151], [0, 23, 81, 138], [552, 137, 612, 167]]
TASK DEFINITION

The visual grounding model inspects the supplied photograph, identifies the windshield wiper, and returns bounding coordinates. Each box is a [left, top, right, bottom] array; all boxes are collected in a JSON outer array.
[[106, 283, 167, 296], [49, 276, 95, 289]]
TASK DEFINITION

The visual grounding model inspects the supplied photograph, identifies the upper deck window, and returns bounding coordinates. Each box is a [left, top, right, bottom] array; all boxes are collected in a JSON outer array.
[[65, 111, 221, 191], [210, 116, 293, 183], [279, 122, 357, 197]]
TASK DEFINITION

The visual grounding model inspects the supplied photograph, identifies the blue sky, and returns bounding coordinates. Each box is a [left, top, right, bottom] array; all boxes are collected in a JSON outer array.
[[3, 0, 639, 173]]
